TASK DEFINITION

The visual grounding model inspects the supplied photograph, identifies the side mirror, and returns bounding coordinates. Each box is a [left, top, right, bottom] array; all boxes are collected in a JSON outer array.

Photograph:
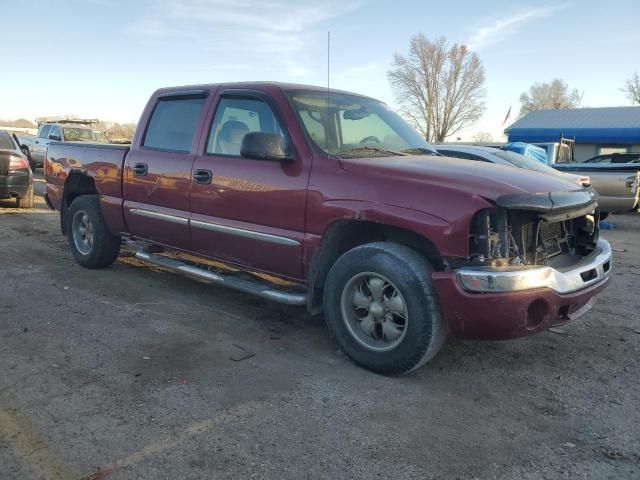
[[240, 132, 292, 162], [49, 134, 61, 141]]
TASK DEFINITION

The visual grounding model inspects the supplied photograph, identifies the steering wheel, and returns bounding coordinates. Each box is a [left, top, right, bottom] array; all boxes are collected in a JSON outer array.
[[360, 136, 380, 144]]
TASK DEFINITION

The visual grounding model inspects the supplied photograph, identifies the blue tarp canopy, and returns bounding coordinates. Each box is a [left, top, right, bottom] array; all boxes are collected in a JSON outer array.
[[508, 128, 640, 144], [501, 142, 548, 163]]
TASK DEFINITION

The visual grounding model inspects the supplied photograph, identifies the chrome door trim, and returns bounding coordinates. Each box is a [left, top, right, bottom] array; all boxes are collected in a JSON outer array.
[[129, 208, 189, 225], [191, 219, 300, 246]]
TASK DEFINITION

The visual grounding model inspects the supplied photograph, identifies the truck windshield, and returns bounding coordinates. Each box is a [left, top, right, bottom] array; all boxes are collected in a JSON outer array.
[[288, 92, 437, 158]]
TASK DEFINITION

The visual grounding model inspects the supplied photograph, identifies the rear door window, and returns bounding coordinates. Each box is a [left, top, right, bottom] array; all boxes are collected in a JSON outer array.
[[143, 96, 206, 153], [0, 131, 14, 149]]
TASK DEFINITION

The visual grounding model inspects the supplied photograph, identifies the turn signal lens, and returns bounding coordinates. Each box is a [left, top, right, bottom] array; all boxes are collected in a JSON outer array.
[[579, 176, 590, 187]]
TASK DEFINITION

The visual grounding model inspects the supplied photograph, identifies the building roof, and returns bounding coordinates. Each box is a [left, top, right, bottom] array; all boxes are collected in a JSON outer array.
[[505, 106, 640, 144]]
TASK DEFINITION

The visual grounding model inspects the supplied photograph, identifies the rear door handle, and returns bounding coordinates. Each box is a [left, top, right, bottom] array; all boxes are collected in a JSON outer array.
[[133, 163, 148, 176], [193, 169, 213, 184]]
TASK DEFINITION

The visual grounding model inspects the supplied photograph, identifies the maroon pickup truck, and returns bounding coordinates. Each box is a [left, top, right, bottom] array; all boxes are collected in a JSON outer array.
[[45, 82, 612, 374]]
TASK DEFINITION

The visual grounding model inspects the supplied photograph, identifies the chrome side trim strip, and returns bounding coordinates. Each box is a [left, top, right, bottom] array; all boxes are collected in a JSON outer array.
[[456, 239, 612, 294], [129, 208, 189, 225], [191, 219, 300, 246]]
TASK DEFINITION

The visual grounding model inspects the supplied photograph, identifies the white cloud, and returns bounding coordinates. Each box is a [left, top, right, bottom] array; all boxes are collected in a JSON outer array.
[[335, 63, 382, 81], [126, 0, 364, 77], [467, 5, 568, 50], [128, 0, 362, 49]]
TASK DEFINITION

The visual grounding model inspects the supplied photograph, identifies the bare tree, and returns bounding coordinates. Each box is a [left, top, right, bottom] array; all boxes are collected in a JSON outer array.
[[621, 72, 640, 105], [473, 131, 493, 143], [94, 121, 137, 141], [519, 79, 581, 115], [388, 35, 486, 143]]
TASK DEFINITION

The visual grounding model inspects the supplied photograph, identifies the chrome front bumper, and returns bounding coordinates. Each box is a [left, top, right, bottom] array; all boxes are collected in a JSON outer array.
[[456, 239, 612, 294]]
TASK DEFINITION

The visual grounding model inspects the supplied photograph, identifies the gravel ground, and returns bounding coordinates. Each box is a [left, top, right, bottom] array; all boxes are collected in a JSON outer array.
[[0, 173, 638, 479]]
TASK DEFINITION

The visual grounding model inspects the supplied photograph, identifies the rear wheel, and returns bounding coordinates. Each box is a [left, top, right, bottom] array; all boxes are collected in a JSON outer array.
[[16, 185, 34, 209], [67, 195, 120, 268], [323, 242, 447, 375]]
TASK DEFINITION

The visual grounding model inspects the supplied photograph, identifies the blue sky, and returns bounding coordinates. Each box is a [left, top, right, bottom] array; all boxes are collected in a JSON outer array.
[[2, 0, 639, 140]]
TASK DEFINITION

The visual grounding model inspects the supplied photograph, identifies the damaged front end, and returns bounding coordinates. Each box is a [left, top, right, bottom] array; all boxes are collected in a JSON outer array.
[[432, 189, 612, 341], [468, 190, 600, 269], [456, 190, 612, 294]]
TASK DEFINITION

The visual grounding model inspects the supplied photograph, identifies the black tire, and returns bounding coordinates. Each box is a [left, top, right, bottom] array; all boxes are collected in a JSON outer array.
[[600, 212, 609, 220], [16, 185, 34, 209], [66, 195, 120, 269], [24, 148, 36, 172], [323, 242, 447, 375]]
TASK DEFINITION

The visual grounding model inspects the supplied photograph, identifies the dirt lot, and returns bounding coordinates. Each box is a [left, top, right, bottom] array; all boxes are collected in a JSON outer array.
[[1, 173, 639, 480]]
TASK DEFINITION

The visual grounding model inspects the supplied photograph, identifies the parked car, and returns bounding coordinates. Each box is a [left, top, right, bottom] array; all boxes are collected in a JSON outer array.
[[19, 119, 109, 170], [45, 82, 611, 374], [582, 152, 640, 164], [432, 144, 590, 187], [553, 163, 640, 216], [0, 130, 34, 208]]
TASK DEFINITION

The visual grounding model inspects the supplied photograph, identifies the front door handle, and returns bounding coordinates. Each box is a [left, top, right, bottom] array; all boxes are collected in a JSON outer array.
[[193, 169, 213, 184], [133, 163, 148, 176]]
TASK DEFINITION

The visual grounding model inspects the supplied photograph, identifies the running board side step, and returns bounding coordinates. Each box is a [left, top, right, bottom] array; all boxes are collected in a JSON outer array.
[[135, 251, 308, 306]]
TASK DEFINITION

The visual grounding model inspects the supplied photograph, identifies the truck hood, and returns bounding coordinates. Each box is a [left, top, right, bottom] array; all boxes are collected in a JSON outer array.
[[340, 155, 585, 203]]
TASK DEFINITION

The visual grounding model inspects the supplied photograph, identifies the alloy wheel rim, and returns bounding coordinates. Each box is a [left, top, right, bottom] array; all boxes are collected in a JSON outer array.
[[72, 210, 94, 255], [340, 272, 409, 352]]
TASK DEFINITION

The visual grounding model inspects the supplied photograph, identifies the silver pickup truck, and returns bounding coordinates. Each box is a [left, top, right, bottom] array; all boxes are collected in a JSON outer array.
[[554, 163, 640, 216], [18, 120, 109, 169]]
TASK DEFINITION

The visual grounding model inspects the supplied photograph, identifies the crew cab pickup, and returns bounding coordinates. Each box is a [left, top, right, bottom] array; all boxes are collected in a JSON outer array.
[[20, 120, 109, 170], [45, 82, 612, 374]]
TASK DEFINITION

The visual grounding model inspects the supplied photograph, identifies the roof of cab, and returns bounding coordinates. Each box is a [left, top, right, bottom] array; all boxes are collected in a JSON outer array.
[[152, 81, 378, 101]]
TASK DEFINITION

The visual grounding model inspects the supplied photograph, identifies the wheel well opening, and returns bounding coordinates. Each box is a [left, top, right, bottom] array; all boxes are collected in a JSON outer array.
[[60, 171, 98, 234], [307, 220, 444, 314]]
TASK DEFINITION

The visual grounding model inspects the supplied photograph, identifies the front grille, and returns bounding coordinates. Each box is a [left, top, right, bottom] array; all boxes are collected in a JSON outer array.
[[520, 220, 570, 264]]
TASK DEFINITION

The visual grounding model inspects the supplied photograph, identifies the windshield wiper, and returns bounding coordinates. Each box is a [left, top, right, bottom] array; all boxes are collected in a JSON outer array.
[[400, 147, 441, 156], [334, 146, 408, 158]]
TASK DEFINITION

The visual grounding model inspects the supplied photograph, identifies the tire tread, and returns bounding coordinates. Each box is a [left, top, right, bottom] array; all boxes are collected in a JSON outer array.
[[67, 195, 120, 269], [324, 242, 447, 375]]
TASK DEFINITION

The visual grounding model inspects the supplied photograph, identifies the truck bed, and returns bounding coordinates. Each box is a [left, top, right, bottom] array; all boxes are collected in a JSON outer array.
[[554, 163, 640, 213], [46, 142, 130, 229]]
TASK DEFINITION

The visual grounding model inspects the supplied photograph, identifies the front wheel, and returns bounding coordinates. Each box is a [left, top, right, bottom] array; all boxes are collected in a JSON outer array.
[[67, 195, 121, 268], [323, 242, 447, 375]]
